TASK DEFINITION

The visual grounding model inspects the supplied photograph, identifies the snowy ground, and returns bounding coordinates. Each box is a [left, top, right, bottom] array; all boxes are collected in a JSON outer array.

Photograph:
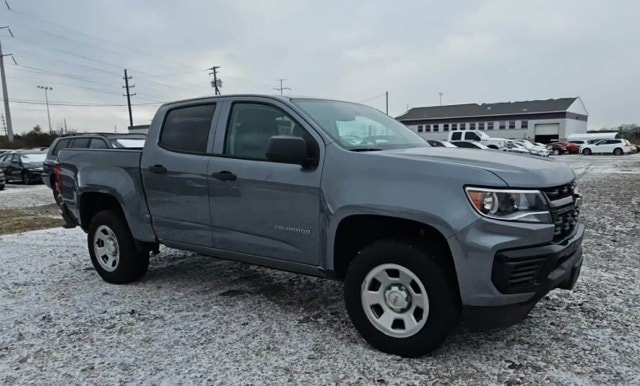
[[0, 155, 639, 385], [0, 183, 53, 210]]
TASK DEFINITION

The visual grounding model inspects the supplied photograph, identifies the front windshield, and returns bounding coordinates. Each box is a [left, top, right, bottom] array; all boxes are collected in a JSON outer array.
[[476, 131, 491, 140], [20, 153, 46, 163], [292, 99, 428, 150]]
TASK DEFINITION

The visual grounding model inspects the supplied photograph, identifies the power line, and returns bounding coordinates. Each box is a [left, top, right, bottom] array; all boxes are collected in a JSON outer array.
[[1, 98, 162, 107], [5, 1, 202, 73], [357, 93, 386, 103], [273, 78, 291, 95]]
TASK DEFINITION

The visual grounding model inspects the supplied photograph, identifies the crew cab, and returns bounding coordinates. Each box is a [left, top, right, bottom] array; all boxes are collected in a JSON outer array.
[[54, 95, 584, 357], [447, 130, 507, 149]]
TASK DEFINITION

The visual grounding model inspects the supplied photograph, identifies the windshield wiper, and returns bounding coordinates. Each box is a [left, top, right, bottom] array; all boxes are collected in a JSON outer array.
[[351, 148, 383, 152]]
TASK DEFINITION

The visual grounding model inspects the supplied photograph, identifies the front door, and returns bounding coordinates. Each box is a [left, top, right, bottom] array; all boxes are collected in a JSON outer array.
[[208, 100, 323, 266], [141, 103, 217, 247]]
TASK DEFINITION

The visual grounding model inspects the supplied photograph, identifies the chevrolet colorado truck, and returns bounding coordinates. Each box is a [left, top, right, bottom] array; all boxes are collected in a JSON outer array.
[[55, 95, 584, 357]]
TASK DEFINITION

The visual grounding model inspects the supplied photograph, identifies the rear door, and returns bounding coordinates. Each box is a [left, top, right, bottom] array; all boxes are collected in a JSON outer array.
[[207, 98, 324, 266], [141, 103, 218, 247]]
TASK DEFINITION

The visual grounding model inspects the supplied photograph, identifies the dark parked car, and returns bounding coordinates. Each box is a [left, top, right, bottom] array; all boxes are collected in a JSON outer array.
[[546, 142, 568, 155], [43, 133, 146, 190], [0, 150, 47, 184], [0, 169, 5, 190]]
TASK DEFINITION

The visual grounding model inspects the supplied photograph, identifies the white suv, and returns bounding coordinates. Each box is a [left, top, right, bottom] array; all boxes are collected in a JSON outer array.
[[581, 139, 631, 155]]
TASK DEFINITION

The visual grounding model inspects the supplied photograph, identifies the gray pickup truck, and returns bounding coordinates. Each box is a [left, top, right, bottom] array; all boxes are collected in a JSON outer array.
[[55, 95, 584, 357]]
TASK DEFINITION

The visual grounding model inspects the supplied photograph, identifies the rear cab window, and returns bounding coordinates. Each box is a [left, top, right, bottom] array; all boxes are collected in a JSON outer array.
[[159, 104, 216, 154]]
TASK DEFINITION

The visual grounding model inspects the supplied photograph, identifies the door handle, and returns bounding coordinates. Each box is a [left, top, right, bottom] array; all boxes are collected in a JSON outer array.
[[148, 164, 167, 174], [211, 171, 237, 181]]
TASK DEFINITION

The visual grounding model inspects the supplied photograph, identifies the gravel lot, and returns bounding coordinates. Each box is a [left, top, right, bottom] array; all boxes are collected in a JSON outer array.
[[0, 155, 639, 385]]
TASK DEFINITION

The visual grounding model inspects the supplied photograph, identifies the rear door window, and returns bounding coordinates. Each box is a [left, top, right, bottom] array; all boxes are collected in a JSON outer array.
[[466, 132, 481, 141], [70, 138, 91, 148], [89, 139, 109, 149], [159, 104, 216, 154], [451, 132, 462, 140]]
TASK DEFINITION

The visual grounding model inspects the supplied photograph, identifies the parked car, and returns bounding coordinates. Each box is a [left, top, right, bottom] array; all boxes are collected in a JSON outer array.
[[447, 130, 506, 149], [514, 140, 550, 157], [561, 142, 580, 154], [501, 141, 532, 155], [43, 133, 146, 190], [54, 94, 584, 357], [546, 142, 568, 155], [427, 139, 457, 148], [0, 169, 5, 190], [0, 150, 47, 184], [450, 140, 492, 150], [581, 139, 631, 155]]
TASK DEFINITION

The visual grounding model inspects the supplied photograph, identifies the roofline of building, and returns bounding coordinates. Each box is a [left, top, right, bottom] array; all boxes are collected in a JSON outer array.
[[396, 110, 588, 122]]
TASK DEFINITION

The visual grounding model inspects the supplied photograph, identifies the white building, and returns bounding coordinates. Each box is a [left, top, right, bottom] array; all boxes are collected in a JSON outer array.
[[396, 97, 588, 143]]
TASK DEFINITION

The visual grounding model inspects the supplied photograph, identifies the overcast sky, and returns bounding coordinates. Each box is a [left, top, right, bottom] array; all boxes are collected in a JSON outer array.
[[2, 0, 639, 134]]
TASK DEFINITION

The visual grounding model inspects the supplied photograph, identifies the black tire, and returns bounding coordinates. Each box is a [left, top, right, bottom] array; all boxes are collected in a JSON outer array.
[[0, 184, 4, 191], [22, 171, 30, 185], [582, 148, 592, 155], [487, 145, 498, 150], [613, 148, 623, 156], [87, 210, 149, 284], [344, 239, 459, 357]]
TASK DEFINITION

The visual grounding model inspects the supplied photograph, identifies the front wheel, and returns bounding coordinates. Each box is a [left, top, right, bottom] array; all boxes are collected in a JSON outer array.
[[22, 172, 30, 185], [344, 239, 459, 357], [88, 210, 149, 284], [582, 148, 592, 155]]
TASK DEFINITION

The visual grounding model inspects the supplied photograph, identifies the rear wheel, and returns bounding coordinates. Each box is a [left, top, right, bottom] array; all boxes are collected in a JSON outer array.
[[613, 148, 623, 156], [87, 210, 149, 284], [22, 172, 30, 185], [582, 148, 592, 155], [344, 239, 459, 357]]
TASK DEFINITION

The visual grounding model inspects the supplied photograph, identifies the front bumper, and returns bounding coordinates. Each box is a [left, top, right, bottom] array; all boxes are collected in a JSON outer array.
[[462, 223, 584, 330]]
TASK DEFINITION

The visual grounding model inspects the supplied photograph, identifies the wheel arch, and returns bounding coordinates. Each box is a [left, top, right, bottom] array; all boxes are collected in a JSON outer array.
[[329, 213, 461, 304]]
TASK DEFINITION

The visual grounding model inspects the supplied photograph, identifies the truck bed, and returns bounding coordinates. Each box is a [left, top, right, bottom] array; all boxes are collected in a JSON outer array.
[[56, 148, 155, 241]]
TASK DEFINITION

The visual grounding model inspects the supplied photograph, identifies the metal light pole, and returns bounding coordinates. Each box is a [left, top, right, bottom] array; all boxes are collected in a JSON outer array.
[[37, 85, 53, 134], [438, 91, 443, 106]]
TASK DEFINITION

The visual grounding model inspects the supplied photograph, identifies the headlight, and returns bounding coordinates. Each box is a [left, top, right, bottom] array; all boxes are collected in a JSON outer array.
[[465, 187, 551, 223]]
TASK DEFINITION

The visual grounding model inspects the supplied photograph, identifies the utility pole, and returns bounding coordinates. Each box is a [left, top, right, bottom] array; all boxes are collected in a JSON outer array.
[[122, 69, 135, 128], [438, 91, 443, 106], [37, 85, 53, 134], [207, 66, 222, 95], [1, 113, 5, 136], [273, 79, 291, 95], [0, 26, 15, 142], [63, 118, 68, 135], [385, 91, 389, 115]]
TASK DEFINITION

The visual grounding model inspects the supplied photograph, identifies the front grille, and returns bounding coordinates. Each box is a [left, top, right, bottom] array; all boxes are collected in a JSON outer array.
[[542, 182, 579, 242], [542, 183, 575, 201]]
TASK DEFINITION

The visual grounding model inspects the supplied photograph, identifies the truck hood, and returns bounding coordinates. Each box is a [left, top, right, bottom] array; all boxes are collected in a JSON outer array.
[[375, 147, 575, 188]]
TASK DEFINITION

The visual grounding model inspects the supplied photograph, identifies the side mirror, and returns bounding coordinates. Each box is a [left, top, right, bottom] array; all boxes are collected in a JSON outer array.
[[265, 136, 308, 165]]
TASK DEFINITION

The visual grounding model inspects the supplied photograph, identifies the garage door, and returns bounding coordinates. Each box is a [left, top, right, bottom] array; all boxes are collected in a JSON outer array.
[[534, 123, 559, 135]]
